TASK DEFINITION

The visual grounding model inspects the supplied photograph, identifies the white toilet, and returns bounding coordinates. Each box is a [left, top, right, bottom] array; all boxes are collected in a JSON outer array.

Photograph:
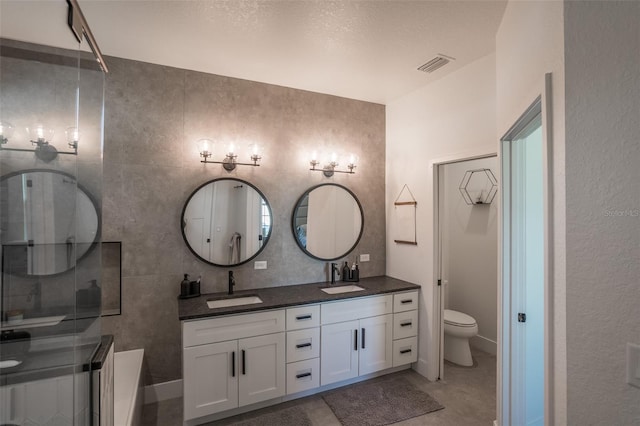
[[443, 309, 478, 367]]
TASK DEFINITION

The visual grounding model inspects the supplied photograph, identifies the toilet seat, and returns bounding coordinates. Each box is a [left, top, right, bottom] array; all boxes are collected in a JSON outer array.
[[444, 309, 476, 327]]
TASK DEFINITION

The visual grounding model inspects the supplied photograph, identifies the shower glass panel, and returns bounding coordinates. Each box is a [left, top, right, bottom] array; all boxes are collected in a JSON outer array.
[[0, 1, 105, 424]]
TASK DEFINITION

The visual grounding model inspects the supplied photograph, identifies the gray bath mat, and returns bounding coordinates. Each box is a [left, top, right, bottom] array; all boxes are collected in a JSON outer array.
[[227, 405, 312, 426], [322, 375, 444, 426]]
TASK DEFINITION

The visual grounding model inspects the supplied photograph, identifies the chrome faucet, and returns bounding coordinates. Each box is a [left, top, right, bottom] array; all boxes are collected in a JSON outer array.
[[330, 263, 340, 285], [228, 271, 235, 295]]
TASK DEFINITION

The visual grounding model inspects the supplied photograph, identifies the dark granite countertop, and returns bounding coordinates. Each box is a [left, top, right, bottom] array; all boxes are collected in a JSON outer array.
[[178, 275, 420, 321]]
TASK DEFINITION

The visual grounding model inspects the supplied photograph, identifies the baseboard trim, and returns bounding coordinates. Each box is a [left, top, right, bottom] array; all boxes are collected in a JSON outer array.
[[471, 335, 497, 355], [144, 379, 183, 404]]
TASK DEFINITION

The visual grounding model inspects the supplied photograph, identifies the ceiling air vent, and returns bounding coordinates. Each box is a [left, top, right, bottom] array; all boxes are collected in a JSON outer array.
[[417, 54, 455, 74]]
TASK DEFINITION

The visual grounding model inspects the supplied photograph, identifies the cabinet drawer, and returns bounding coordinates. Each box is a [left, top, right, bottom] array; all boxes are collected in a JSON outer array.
[[393, 291, 419, 312], [392, 336, 418, 367], [321, 295, 392, 325], [393, 310, 418, 340], [286, 358, 320, 395], [286, 305, 320, 330], [286, 328, 320, 363], [183, 310, 285, 347]]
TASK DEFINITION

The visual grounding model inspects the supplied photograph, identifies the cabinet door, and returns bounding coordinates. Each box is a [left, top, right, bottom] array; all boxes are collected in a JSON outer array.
[[238, 332, 285, 407], [321, 320, 359, 386], [183, 341, 238, 420], [358, 314, 393, 375]]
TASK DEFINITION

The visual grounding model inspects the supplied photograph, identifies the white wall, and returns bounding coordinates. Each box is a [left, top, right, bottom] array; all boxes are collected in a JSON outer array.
[[386, 53, 497, 380], [442, 157, 498, 354], [564, 2, 640, 424], [495, 1, 566, 423]]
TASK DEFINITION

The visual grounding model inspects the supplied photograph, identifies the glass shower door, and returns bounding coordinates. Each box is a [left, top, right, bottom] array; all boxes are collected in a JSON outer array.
[[0, 1, 106, 424]]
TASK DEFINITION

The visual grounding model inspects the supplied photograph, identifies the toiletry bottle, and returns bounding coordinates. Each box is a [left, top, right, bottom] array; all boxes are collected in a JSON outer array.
[[353, 261, 359, 282], [342, 262, 349, 282], [87, 279, 101, 307], [180, 274, 190, 297], [190, 275, 201, 296]]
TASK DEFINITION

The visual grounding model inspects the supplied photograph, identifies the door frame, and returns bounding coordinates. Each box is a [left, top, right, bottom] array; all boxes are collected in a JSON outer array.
[[431, 151, 497, 380], [498, 73, 554, 426]]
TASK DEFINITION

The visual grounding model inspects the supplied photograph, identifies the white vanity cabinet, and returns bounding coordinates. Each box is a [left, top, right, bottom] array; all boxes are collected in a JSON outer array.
[[182, 285, 420, 424], [182, 310, 286, 421], [392, 291, 419, 366], [320, 295, 394, 386], [285, 304, 320, 394]]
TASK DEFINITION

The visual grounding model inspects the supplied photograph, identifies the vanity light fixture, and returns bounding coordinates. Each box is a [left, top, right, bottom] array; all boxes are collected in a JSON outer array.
[[0, 123, 78, 163], [197, 139, 262, 171], [0, 121, 14, 144], [309, 152, 357, 177]]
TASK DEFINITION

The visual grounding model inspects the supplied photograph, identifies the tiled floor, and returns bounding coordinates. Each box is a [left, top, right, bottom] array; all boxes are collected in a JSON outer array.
[[142, 348, 496, 426]]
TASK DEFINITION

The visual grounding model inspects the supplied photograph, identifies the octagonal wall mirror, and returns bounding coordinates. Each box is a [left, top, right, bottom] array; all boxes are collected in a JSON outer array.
[[181, 178, 272, 267], [292, 183, 364, 261], [1, 169, 100, 276]]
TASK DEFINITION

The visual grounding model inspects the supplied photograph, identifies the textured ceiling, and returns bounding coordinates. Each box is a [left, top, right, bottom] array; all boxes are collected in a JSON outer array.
[[1, 1, 507, 104]]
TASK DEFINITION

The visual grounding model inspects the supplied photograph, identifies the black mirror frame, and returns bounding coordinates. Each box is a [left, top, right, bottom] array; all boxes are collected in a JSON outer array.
[[181, 178, 273, 267], [0, 168, 102, 278], [291, 183, 364, 262]]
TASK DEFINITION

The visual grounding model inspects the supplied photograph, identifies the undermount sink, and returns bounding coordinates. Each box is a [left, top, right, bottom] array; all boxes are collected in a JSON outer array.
[[0, 359, 22, 369], [321, 285, 365, 294], [207, 296, 263, 309]]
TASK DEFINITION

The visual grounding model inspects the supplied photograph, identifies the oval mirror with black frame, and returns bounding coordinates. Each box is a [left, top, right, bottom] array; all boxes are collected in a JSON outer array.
[[181, 178, 272, 267], [292, 183, 364, 261], [0, 169, 100, 277]]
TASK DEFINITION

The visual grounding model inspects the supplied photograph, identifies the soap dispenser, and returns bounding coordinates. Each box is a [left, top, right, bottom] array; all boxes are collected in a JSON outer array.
[[341, 262, 349, 282], [180, 274, 190, 298]]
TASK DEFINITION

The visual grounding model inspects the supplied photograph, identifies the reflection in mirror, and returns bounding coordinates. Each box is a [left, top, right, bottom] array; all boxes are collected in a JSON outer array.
[[101, 241, 121, 316], [0, 170, 100, 276], [182, 178, 272, 267], [292, 183, 363, 260]]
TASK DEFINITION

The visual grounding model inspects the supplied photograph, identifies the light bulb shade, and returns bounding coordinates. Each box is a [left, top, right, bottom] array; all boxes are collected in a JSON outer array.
[[0, 121, 15, 140], [196, 138, 214, 156], [28, 125, 54, 142], [225, 142, 236, 157], [66, 127, 79, 144], [248, 143, 262, 163], [348, 154, 358, 166]]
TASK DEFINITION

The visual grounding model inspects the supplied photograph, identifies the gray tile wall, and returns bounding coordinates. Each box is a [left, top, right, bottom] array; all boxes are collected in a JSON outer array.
[[100, 57, 386, 385]]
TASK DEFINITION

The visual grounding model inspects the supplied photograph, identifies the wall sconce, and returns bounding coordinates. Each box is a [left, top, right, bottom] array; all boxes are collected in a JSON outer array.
[[0, 123, 78, 163], [309, 151, 357, 177], [197, 139, 262, 172]]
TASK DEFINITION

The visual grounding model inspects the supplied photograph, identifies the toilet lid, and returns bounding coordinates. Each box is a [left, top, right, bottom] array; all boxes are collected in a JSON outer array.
[[444, 309, 476, 327]]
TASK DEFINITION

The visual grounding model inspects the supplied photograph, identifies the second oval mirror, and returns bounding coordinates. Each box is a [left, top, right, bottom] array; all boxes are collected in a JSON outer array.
[[292, 183, 364, 261], [182, 178, 272, 267]]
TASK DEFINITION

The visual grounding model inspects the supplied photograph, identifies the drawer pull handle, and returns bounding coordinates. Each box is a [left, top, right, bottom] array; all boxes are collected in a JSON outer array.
[[354, 329, 358, 351], [296, 342, 312, 349], [296, 314, 312, 320], [400, 322, 412, 327], [361, 327, 366, 349], [242, 350, 246, 375], [296, 372, 312, 379], [401, 299, 412, 304], [400, 349, 412, 354]]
